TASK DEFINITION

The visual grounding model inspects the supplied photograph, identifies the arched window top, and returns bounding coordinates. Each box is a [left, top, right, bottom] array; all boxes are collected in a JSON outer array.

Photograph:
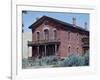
[[52, 28, 56, 31], [53, 30, 56, 32], [43, 26, 49, 31], [36, 31, 40, 33], [35, 31, 40, 33], [44, 29, 49, 32]]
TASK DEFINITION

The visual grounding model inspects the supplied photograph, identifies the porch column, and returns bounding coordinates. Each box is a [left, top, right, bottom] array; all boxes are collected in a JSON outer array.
[[37, 46, 39, 58], [44, 45, 47, 57], [27, 46, 29, 59], [55, 44, 57, 56]]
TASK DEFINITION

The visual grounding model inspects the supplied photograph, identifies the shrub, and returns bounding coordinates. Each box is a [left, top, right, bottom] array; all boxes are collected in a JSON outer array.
[[45, 56, 58, 65], [61, 54, 85, 67], [22, 58, 29, 68], [83, 51, 89, 66], [36, 56, 58, 66], [22, 52, 89, 68]]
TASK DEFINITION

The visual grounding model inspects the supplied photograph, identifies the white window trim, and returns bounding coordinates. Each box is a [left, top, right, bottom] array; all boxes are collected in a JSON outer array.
[[43, 25, 50, 31]]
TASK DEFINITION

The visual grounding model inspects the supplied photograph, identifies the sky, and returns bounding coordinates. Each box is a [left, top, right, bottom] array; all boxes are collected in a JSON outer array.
[[22, 11, 89, 32]]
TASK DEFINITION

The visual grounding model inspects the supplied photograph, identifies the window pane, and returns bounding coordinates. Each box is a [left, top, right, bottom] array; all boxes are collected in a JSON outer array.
[[68, 31, 70, 40], [44, 29, 49, 40], [36, 32, 40, 41], [54, 30, 57, 40]]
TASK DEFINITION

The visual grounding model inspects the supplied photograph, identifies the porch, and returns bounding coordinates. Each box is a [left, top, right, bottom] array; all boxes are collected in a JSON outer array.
[[27, 40, 60, 58]]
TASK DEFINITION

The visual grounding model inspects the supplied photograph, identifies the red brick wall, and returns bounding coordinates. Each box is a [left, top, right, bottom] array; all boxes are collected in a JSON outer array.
[[31, 20, 88, 58]]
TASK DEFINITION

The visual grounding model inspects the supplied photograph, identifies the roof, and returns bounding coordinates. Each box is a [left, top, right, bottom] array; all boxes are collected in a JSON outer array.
[[29, 16, 89, 34]]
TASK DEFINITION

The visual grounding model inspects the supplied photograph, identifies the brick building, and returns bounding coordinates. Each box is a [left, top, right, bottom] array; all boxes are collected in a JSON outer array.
[[28, 16, 89, 59]]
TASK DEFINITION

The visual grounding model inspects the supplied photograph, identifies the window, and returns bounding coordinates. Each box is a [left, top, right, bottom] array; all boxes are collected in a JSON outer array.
[[44, 29, 49, 40], [53, 30, 57, 40], [77, 33, 79, 40], [68, 31, 70, 40], [36, 32, 40, 41], [68, 46, 71, 53], [77, 48, 79, 53]]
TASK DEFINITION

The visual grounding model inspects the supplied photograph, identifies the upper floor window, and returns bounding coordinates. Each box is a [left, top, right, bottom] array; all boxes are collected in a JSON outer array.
[[68, 46, 71, 54], [36, 32, 40, 41], [44, 29, 49, 40], [53, 30, 57, 40], [77, 33, 79, 40], [77, 48, 79, 53], [68, 31, 71, 40]]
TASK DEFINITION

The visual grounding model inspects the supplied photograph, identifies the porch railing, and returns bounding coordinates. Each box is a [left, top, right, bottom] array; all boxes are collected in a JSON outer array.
[[28, 39, 60, 46]]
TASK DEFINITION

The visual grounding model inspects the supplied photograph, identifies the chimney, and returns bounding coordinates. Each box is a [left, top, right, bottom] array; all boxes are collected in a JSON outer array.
[[72, 17, 76, 27], [84, 22, 87, 30]]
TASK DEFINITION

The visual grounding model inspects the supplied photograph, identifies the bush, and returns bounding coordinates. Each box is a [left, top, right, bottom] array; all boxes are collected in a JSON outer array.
[[22, 52, 89, 68], [22, 58, 29, 68], [61, 54, 85, 67], [83, 52, 89, 66], [35, 56, 58, 66], [45, 56, 58, 65]]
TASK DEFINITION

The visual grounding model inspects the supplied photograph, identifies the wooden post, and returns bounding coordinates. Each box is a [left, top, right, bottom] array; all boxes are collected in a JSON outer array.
[[44, 45, 47, 57], [55, 44, 57, 56], [37, 46, 39, 58], [27, 46, 29, 59]]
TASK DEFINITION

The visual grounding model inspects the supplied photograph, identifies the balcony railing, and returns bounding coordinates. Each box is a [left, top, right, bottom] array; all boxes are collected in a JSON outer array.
[[28, 39, 60, 46]]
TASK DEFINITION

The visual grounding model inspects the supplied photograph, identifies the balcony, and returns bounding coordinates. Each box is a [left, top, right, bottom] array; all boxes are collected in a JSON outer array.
[[82, 37, 89, 48], [28, 39, 60, 46]]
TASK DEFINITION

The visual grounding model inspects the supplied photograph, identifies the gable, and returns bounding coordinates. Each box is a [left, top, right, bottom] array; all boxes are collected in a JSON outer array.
[[29, 16, 89, 35]]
